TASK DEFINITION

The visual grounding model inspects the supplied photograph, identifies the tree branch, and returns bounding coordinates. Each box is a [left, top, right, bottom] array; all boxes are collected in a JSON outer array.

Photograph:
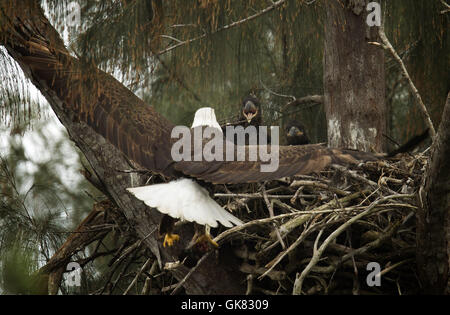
[[370, 27, 436, 138], [417, 92, 450, 294], [155, 0, 288, 56]]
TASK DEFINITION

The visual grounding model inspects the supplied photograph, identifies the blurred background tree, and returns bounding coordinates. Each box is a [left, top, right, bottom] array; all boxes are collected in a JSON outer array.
[[0, 99, 97, 293]]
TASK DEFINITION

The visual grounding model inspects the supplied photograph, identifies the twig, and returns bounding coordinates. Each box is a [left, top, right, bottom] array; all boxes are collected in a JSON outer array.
[[290, 180, 350, 196], [259, 79, 296, 101], [440, 0, 450, 14], [170, 252, 212, 295], [262, 184, 286, 249], [331, 164, 398, 195], [260, 216, 343, 280], [214, 212, 304, 244], [292, 194, 413, 294], [240, 262, 286, 281], [370, 27, 436, 138], [273, 190, 369, 240], [380, 259, 413, 277], [272, 199, 299, 213], [215, 192, 314, 199], [155, 0, 288, 56], [282, 95, 324, 111], [160, 34, 183, 44], [245, 275, 254, 295], [123, 258, 153, 295], [141, 277, 152, 295], [313, 220, 403, 274], [291, 185, 304, 204]]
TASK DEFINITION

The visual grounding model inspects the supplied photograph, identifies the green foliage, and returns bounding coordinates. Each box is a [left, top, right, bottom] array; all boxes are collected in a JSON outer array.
[[0, 243, 39, 294], [0, 104, 95, 293], [0, 48, 37, 130]]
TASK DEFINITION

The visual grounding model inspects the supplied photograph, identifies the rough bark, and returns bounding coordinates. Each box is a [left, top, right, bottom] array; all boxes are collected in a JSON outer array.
[[417, 92, 450, 294], [0, 0, 244, 294], [324, 0, 386, 152]]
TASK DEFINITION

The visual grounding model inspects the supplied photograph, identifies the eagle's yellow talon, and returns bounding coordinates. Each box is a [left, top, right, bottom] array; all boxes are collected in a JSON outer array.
[[196, 234, 219, 248], [209, 238, 219, 248], [163, 233, 180, 247]]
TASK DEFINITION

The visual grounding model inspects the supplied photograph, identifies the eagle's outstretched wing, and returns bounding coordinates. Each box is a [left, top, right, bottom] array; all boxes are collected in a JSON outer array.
[[173, 144, 376, 184]]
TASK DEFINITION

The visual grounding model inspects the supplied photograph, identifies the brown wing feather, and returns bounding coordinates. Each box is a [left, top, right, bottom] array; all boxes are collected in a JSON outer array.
[[174, 143, 377, 184], [2, 12, 176, 177], [81, 72, 176, 174], [64, 70, 178, 176]]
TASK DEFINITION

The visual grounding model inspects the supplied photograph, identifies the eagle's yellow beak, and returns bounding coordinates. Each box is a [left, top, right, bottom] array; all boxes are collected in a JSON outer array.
[[288, 126, 303, 137], [243, 100, 258, 123], [243, 111, 257, 123]]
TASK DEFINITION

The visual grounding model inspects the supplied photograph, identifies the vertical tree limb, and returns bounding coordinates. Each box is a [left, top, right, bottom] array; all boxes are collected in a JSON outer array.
[[416, 92, 450, 294], [324, 0, 386, 152]]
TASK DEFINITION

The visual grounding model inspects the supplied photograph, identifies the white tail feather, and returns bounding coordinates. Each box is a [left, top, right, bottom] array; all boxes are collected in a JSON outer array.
[[127, 178, 243, 228]]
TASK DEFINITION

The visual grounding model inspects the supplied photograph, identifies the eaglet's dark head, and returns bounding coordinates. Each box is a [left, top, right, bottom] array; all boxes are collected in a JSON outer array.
[[241, 96, 262, 126], [286, 122, 310, 145]]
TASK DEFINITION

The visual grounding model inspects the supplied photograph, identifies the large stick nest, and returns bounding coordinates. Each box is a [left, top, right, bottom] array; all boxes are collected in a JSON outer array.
[[205, 152, 426, 295]]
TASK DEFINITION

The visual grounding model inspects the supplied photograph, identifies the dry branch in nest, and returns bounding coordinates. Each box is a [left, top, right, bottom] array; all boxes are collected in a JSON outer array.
[[207, 153, 426, 295]]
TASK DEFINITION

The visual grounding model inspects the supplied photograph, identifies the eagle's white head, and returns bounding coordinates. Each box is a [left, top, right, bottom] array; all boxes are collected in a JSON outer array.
[[191, 107, 222, 131]]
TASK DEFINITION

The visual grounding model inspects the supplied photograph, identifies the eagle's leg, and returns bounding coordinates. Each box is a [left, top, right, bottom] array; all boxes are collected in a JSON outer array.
[[189, 224, 218, 250], [159, 214, 180, 247]]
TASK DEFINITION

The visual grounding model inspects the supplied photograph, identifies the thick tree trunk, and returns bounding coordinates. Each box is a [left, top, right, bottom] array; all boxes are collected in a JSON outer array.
[[324, 0, 386, 152], [417, 92, 450, 294], [0, 0, 244, 294]]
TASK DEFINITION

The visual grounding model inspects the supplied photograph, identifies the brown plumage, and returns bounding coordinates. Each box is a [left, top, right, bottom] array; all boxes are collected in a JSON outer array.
[[174, 145, 375, 184], [286, 122, 310, 145]]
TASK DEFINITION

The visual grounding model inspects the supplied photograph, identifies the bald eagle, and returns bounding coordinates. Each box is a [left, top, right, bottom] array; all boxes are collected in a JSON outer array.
[[222, 95, 268, 145], [286, 122, 310, 145], [127, 108, 244, 248], [241, 95, 262, 126]]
